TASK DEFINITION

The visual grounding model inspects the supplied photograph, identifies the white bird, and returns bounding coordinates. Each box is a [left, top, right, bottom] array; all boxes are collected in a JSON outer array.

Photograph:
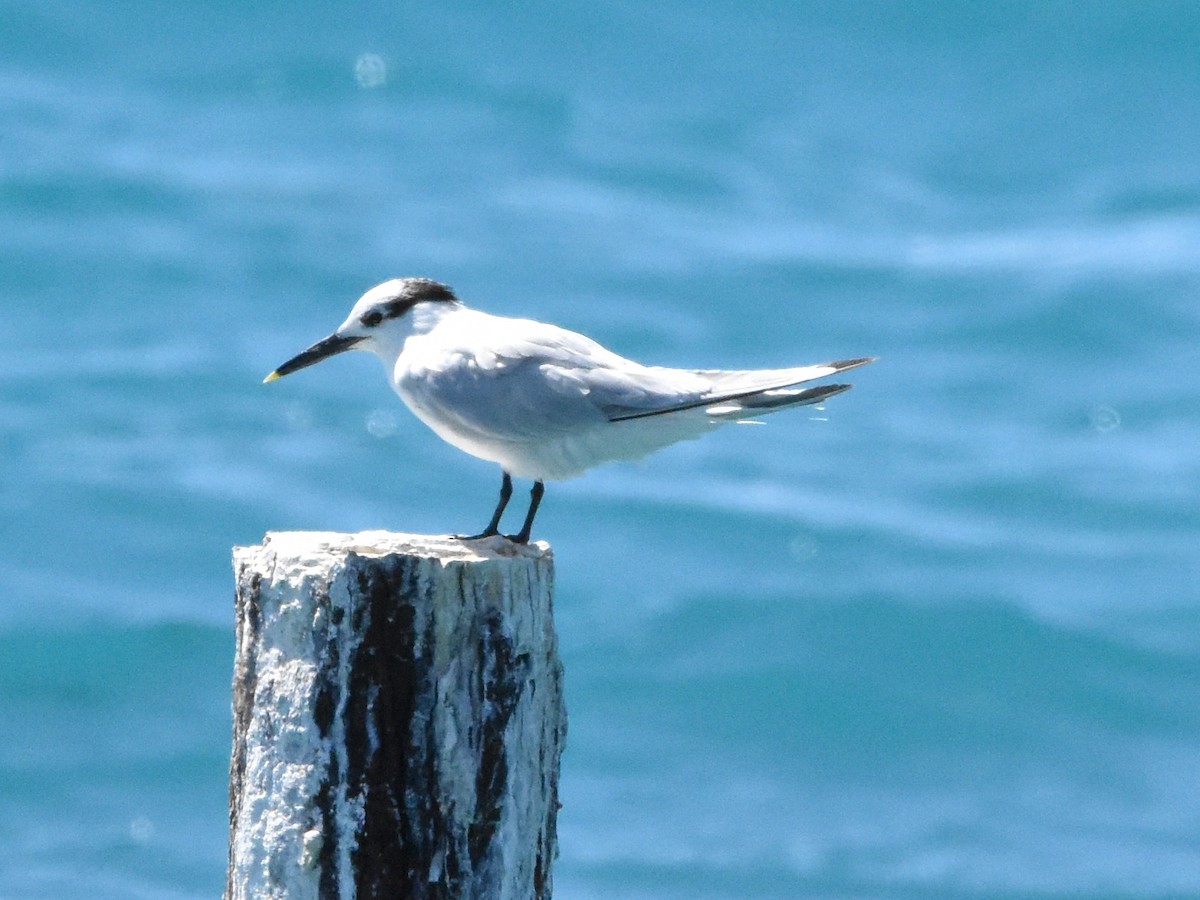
[[266, 278, 873, 543]]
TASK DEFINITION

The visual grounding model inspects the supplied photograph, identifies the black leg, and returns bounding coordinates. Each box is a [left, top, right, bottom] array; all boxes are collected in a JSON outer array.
[[458, 471, 512, 540], [506, 480, 545, 544]]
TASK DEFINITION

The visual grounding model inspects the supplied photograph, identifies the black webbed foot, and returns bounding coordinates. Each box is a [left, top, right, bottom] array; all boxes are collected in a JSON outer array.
[[455, 527, 500, 541]]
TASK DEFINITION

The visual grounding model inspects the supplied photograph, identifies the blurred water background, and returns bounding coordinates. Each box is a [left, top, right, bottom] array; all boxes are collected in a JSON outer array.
[[2, 2, 1199, 897]]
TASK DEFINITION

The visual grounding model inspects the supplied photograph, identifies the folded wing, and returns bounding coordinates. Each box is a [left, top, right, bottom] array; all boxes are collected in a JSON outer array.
[[602, 357, 875, 422], [406, 310, 873, 442]]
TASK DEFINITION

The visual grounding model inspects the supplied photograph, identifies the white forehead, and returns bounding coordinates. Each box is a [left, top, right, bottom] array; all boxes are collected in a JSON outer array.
[[349, 279, 410, 316]]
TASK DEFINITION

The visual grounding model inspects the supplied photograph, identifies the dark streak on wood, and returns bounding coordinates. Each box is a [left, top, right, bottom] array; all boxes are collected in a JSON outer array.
[[534, 640, 564, 900], [344, 554, 435, 899], [310, 587, 341, 900], [226, 567, 261, 900], [469, 609, 525, 867]]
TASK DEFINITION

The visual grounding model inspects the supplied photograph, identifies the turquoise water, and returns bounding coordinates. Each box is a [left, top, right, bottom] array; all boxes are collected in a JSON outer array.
[[3, 2, 1199, 896]]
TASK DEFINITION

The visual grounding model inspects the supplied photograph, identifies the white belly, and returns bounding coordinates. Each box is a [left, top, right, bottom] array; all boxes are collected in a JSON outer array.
[[396, 382, 716, 480]]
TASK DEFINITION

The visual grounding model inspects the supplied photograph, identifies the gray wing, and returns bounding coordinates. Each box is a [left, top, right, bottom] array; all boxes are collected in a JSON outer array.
[[410, 311, 872, 436], [407, 318, 710, 439], [602, 357, 876, 421]]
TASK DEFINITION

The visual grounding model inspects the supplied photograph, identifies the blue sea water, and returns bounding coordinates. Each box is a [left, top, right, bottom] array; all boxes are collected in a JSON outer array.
[[3, 1, 1199, 896]]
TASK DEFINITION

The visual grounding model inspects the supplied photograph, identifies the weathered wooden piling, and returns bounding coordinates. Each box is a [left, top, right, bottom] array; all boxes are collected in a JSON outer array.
[[226, 531, 565, 899]]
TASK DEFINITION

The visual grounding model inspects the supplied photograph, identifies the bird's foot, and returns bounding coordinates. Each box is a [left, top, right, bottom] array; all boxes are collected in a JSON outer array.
[[456, 529, 530, 544], [455, 527, 500, 541]]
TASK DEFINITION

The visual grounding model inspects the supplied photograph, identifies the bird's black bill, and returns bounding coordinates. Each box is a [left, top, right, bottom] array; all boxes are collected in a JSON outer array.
[[264, 333, 364, 382]]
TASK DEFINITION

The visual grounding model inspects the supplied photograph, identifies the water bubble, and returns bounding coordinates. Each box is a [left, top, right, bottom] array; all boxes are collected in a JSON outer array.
[[130, 816, 155, 844], [366, 408, 398, 438], [354, 53, 387, 89], [1089, 404, 1120, 433]]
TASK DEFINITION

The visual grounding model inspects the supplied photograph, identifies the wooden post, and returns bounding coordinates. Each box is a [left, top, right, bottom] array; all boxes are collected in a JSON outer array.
[[226, 531, 565, 900]]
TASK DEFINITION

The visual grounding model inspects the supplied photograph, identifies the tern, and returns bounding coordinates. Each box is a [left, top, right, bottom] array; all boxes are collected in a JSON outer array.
[[266, 278, 873, 543]]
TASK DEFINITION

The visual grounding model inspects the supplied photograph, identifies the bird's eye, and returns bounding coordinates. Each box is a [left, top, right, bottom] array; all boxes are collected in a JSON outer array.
[[360, 310, 384, 327]]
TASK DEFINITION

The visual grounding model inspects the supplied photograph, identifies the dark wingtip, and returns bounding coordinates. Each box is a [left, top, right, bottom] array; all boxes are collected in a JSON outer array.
[[796, 382, 853, 404], [825, 356, 877, 373], [736, 382, 853, 411]]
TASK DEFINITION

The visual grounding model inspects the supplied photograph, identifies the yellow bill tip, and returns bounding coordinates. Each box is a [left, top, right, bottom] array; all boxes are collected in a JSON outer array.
[[263, 370, 281, 384]]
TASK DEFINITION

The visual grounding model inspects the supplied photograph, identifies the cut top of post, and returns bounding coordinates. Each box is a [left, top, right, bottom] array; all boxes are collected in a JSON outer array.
[[240, 530, 552, 564]]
